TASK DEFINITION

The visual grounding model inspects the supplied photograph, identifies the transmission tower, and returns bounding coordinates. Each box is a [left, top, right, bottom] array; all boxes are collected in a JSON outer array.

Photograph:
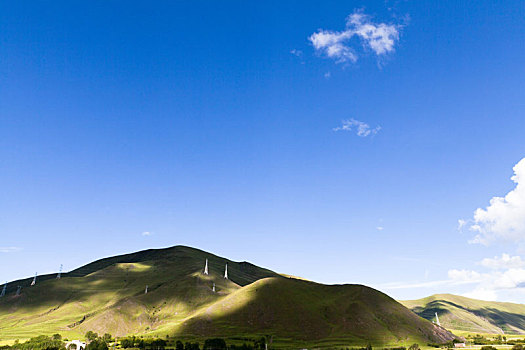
[[57, 264, 63, 279], [204, 259, 209, 275], [0, 282, 6, 297], [224, 263, 228, 279], [31, 272, 37, 286], [15, 286, 21, 296]]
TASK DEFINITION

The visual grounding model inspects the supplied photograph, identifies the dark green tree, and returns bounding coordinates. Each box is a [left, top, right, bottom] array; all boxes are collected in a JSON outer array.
[[85, 332, 99, 343], [86, 339, 108, 350], [185, 342, 200, 350], [101, 334, 112, 343]]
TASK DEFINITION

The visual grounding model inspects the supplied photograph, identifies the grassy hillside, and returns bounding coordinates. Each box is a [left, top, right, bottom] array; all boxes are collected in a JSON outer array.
[[0, 246, 278, 341], [0, 245, 456, 347], [401, 294, 525, 334], [178, 277, 455, 346]]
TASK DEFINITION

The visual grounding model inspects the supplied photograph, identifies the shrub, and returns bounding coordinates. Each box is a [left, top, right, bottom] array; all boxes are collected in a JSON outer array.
[[10, 335, 65, 350], [481, 346, 498, 350], [86, 340, 108, 350]]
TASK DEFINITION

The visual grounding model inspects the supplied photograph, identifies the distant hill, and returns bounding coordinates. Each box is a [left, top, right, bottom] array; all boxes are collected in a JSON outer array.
[[0, 246, 455, 347], [401, 294, 525, 334]]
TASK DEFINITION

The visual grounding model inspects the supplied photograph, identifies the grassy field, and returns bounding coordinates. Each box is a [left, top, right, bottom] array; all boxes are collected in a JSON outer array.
[[0, 246, 455, 348], [401, 294, 525, 334]]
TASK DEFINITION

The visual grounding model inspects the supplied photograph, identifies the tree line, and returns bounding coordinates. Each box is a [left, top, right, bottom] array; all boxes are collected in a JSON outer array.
[[0, 333, 270, 350]]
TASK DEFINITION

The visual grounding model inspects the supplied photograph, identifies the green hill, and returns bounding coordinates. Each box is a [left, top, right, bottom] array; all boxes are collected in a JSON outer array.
[[179, 277, 455, 346], [0, 246, 455, 347], [401, 294, 525, 334], [0, 246, 277, 341]]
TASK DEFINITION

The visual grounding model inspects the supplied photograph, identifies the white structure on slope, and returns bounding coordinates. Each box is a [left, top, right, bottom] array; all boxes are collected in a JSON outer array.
[[224, 263, 228, 279], [212, 282, 216, 293], [435, 312, 441, 326], [145, 285, 148, 294], [15, 285, 21, 296], [0, 282, 6, 297], [31, 272, 37, 286], [204, 259, 209, 275], [57, 264, 63, 279], [66, 340, 87, 350]]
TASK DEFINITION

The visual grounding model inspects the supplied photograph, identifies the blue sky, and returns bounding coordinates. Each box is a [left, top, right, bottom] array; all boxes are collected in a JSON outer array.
[[1, 1, 525, 302]]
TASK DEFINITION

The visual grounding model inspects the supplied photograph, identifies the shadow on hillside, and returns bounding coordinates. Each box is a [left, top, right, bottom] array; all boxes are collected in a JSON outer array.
[[413, 299, 525, 333]]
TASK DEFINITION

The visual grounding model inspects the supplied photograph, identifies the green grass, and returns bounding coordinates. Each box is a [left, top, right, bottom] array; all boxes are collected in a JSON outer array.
[[175, 277, 455, 346], [401, 294, 525, 335], [0, 245, 455, 348]]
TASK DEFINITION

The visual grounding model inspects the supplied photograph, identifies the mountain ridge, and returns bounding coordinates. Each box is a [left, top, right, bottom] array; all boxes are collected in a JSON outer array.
[[401, 293, 525, 334], [0, 245, 455, 347]]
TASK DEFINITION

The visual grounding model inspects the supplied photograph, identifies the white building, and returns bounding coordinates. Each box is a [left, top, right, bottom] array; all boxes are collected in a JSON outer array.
[[66, 340, 87, 350]]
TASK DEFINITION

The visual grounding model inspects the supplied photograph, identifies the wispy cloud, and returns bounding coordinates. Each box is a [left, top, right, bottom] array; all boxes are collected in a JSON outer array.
[[141, 231, 152, 237], [333, 119, 381, 137], [290, 49, 303, 57], [462, 158, 525, 245], [381, 269, 485, 290], [384, 253, 525, 301], [309, 10, 401, 64], [480, 254, 525, 270], [0, 247, 21, 253]]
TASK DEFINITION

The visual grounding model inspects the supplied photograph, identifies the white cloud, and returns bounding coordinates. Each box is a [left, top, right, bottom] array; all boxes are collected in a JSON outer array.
[[309, 10, 400, 64], [141, 231, 152, 236], [383, 252, 525, 302], [444, 258, 525, 301], [324, 71, 331, 79], [463, 288, 498, 301], [333, 119, 381, 137], [348, 12, 399, 55], [376, 226, 384, 231], [309, 30, 356, 63], [480, 254, 525, 270], [448, 269, 483, 283], [492, 268, 525, 289], [466, 158, 525, 245], [0, 247, 21, 253]]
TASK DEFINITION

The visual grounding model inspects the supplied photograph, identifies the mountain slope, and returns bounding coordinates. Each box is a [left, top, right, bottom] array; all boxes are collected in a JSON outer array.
[[178, 277, 455, 345], [0, 246, 279, 340], [0, 245, 456, 347], [401, 294, 525, 334]]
